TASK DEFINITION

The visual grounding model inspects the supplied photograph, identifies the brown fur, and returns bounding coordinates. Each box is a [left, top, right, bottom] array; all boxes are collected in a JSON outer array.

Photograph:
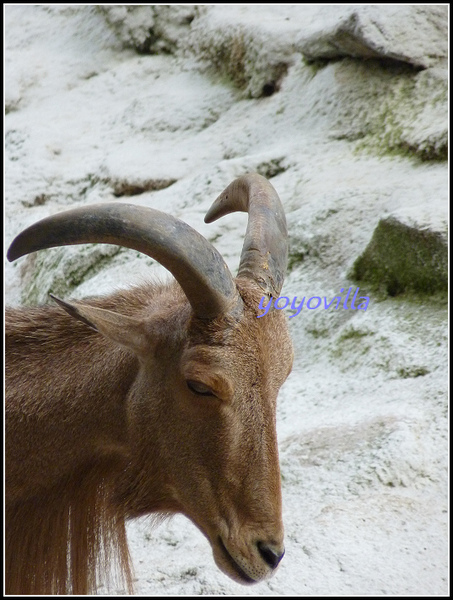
[[5, 279, 293, 594]]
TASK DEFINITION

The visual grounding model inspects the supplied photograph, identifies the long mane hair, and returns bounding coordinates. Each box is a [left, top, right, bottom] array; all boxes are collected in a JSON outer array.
[[6, 456, 133, 594]]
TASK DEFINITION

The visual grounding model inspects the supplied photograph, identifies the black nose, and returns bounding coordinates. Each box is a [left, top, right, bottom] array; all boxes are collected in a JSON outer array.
[[257, 541, 285, 569]]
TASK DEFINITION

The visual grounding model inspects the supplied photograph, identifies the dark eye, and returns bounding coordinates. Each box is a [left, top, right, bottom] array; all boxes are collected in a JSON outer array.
[[186, 380, 216, 397]]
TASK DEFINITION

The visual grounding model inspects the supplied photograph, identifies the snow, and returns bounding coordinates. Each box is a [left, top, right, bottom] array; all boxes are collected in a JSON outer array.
[[4, 5, 448, 596]]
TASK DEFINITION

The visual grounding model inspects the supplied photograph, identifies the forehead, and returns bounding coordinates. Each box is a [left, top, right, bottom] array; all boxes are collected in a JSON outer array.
[[186, 297, 292, 379]]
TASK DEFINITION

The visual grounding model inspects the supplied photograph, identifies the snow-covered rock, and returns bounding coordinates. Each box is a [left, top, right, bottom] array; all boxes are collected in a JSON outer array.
[[297, 5, 448, 68], [5, 5, 448, 595]]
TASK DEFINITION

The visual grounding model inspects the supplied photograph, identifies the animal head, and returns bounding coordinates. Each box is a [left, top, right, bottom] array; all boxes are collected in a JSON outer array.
[[7, 173, 293, 586]]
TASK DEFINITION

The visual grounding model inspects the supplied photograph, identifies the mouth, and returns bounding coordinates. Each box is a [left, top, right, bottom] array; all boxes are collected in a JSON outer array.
[[218, 536, 256, 584]]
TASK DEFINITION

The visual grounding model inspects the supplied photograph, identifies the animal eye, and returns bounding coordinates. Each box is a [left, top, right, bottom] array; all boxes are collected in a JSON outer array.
[[186, 380, 216, 397]]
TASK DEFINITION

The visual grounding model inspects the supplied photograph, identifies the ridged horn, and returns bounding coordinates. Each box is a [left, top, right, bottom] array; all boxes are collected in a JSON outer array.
[[7, 203, 239, 319], [205, 173, 288, 297]]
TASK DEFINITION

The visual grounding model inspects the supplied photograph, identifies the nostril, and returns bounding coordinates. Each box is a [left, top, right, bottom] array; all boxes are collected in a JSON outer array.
[[257, 541, 285, 569]]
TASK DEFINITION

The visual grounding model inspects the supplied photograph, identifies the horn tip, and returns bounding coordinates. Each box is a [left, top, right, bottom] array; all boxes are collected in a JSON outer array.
[[7, 242, 21, 263], [204, 209, 216, 224]]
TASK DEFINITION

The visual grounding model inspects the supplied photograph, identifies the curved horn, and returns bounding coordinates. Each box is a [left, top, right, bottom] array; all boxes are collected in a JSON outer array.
[[7, 203, 238, 319], [204, 173, 288, 297]]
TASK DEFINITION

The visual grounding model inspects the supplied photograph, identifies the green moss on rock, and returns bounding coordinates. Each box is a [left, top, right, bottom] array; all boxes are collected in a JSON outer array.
[[351, 217, 447, 296], [319, 58, 448, 162]]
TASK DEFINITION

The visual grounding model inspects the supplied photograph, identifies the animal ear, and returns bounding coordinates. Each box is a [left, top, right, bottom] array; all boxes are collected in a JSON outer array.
[[50, 294, 149, 356]]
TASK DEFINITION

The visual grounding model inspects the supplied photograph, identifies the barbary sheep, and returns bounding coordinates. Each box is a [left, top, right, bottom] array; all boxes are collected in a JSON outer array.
[[5, 173, 293, 594]]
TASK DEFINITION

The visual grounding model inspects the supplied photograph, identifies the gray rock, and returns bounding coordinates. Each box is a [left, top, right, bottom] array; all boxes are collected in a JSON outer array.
[[298, 5, 448, 68]]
